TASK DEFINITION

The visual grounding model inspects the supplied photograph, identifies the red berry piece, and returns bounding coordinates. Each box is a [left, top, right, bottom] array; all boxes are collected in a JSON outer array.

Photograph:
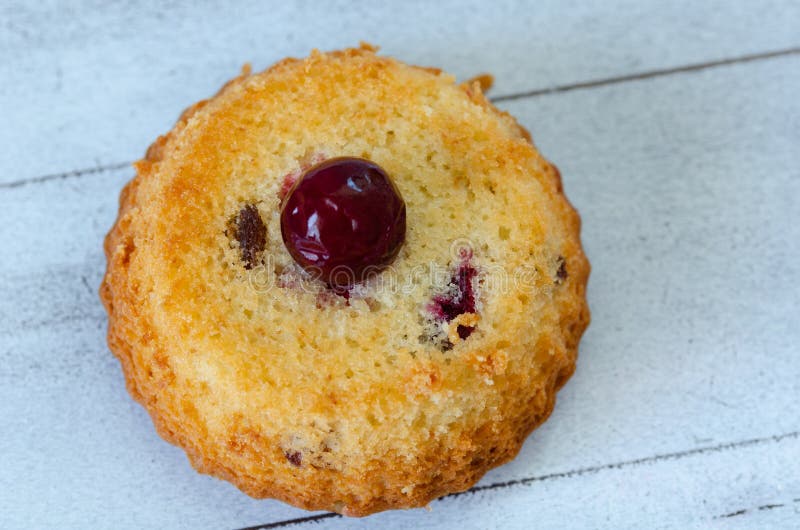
[[280, 157, 406, 289]]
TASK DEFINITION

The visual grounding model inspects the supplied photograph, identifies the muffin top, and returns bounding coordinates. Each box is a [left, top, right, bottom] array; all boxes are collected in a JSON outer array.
[[101, 44, 589, 516]]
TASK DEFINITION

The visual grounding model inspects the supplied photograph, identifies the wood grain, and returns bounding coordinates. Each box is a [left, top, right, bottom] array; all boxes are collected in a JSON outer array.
[[2, 0, 800, 183]]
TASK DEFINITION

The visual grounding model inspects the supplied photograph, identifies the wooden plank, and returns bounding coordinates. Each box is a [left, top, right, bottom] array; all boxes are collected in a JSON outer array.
[[0, 36, 798, 530], [252, 433, 800, 529], [1, 0, 799, 183]]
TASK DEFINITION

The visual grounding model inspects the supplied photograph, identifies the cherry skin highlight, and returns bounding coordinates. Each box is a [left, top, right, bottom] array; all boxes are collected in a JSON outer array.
[[280, 157, 406, 289]]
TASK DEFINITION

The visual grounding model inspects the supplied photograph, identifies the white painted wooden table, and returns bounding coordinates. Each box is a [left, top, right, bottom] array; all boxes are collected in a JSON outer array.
[[1, 1, 799, 528]]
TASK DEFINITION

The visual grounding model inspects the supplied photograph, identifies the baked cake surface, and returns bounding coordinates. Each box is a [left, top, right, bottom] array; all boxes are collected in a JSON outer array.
[[100, 44, 590, 516]]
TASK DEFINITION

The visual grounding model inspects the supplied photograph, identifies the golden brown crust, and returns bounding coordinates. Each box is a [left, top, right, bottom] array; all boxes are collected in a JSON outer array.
[[101, 44, 589, 516]]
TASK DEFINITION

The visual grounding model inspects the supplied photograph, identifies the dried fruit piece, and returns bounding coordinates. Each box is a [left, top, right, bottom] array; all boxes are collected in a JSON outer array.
[[235, 204, 266, 269]]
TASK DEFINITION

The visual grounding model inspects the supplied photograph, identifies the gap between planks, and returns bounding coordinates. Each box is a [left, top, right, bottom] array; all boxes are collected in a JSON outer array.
[[714, 498, 800, 520], [236, 430, 800, 530], [1, 46, 798, 191]]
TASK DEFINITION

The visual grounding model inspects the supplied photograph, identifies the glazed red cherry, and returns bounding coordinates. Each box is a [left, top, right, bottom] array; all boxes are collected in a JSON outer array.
[[280, 157, 406, 289]]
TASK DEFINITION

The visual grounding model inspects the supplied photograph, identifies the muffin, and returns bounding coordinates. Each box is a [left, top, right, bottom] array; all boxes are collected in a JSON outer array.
[[100, 44, 590, 516]]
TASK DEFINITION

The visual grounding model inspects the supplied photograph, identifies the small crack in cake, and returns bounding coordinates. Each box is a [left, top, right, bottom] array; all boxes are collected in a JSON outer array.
[[100, 44, 590, 516]]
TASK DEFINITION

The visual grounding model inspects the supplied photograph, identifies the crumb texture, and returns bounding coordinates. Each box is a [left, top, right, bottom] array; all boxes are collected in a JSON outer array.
[[100, 45, 590, 516]]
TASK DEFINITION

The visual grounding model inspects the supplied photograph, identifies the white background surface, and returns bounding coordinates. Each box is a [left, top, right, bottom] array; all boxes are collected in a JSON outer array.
[[1, 1, 799, 528]]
